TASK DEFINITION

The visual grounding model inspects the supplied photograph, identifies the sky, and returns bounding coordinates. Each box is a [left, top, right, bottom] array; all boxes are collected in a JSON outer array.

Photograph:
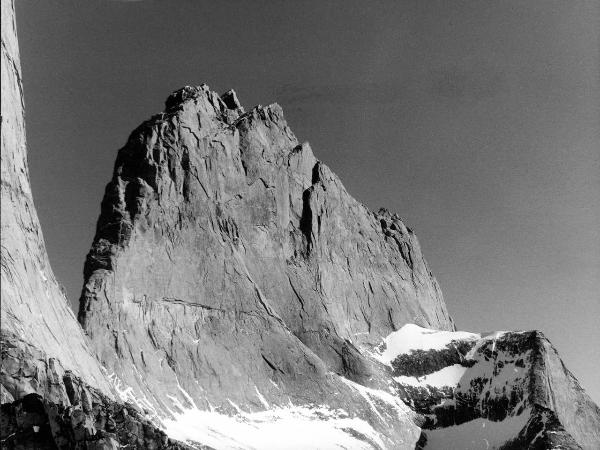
[[15, 0, 599, 404]]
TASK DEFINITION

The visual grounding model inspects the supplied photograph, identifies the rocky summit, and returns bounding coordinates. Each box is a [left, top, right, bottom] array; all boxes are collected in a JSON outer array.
[[1, 1, 599, 448]]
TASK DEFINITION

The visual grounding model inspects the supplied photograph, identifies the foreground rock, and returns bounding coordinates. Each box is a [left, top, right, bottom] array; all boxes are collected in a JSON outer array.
[[1, 330, 200, 450]]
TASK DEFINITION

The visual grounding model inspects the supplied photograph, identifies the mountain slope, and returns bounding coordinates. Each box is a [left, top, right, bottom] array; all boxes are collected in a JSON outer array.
[[78, 84, 599, 449], [374, 325, 600, 449]]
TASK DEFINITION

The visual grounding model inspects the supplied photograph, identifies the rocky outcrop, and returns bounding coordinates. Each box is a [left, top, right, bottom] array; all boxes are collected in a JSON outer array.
[[499, 405, 583, 450], [1, 330, 199, 450], [1, 393, 196, 450]]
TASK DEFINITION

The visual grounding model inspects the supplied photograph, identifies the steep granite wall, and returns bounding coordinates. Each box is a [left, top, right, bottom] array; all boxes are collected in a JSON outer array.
[[0, 0, 110, 395], [77, 84, 452, 446], [1, 3, 197, 448]]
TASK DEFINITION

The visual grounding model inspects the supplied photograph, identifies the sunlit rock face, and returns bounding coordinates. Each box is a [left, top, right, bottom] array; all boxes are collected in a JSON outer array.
[[1, 2, 194, 448], [373, 325, 600, 449], [77, 82, 600, 449], [77, 84, 453, 447], [0, 0, 110, 395]]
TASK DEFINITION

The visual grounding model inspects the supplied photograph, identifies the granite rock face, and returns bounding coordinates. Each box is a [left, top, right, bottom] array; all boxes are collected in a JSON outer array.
[[0, 0, 110, 393], [1, 330, 199, 450], [77, 82, 600, 448], [77, 83, 454, 446], [1, 2, 194, 448]]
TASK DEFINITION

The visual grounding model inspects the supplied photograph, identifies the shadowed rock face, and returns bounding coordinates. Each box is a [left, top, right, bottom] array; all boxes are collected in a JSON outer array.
[[1, 330, 200, 450]]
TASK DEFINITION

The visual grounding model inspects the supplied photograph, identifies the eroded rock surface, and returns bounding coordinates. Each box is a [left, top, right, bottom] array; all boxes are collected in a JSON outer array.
[[76, 81, 600, 448], [1, 330, 199, 450]]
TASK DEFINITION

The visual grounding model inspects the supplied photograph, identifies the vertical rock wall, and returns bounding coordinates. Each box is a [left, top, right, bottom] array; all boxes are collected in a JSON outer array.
[[0, 0, 111, 396], [1, 5, 193, 447], [78, 84, 453, 436]]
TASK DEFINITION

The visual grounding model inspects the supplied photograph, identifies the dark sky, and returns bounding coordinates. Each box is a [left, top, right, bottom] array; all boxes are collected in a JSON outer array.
[[16, 0, 599, 403]]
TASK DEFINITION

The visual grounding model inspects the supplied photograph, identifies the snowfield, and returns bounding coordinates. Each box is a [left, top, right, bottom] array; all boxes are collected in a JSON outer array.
[[103, 365, 416, 449], [163, 400, 386, 450], [162, 378, 421, 449], [394, 364, 468, 389], [103, 327, 541, 449]]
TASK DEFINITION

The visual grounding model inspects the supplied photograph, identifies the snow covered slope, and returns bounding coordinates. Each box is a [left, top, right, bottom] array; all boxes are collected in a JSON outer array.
[[371, 324, 600, 449]]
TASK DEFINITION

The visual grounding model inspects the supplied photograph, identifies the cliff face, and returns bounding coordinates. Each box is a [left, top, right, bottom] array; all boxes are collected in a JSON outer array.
[[0, 0, 109, 396], [76, 84, 453, 445], [76, 84, 454, 447], [0, 2, 194, 448], [76, 83, 600, 449]]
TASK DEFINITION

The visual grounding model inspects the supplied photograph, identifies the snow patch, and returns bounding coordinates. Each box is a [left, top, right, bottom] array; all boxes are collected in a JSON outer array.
[[394, 364, 468, 389], [374, 324, 480, 365], [465, 331, 508, 359], [104, 368, 160, 423], [163, 403, 387, 449], [162, 378, 396, 449], [456, 347, 530, 406], [254, 386, 270, 409], [106, 371, 137, 405]]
